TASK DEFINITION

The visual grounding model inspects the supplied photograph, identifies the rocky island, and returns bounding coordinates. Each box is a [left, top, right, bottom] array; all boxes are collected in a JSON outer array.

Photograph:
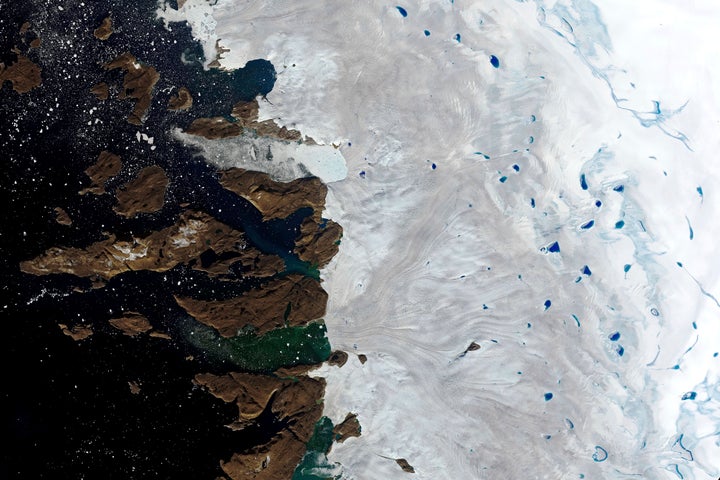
[[3, 2, 355, 479]]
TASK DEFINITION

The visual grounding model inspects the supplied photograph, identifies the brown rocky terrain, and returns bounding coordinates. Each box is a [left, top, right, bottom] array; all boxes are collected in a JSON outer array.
[[184, 117, 242, 139], [1, 23, 42, 94], [168, 86, 192, 111], [20, 210, 278, 281], [103, 52, 159, 125], [273, 364, 321, 378], [10, 10, 346, 480], [80, 150, 123, 195], [195, 372, 326, 480], [220, 168, 327, 221], [207, 40, 231, 69], [294, 217, 343, 268], [108, 312, 153, 336], [113, 165, 169, 217], [396, 458, 416, 473], [54, 207, 72, 225], [93, 17, 113, 40], [232, 99, 305, 142], [332, 412, 361, 444], [327, 350, 348, 367], [184, 98, 311, 142], [174, 274, 327, 337], [59, 323, 93, 341], [194, 251, 284, 278], [90, 82, 109, 100], [0, 53, 42, 94], [219, 168, 341, 271], [148, 331, 172, 340], [21, 157, 341, 478]]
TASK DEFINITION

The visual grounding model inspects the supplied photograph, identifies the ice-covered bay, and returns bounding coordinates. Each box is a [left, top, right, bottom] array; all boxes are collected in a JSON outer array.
[[163, 0, 719, 478]]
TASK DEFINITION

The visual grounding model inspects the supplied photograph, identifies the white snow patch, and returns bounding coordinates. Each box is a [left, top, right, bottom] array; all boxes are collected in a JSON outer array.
[[173, 0, 720, 479]]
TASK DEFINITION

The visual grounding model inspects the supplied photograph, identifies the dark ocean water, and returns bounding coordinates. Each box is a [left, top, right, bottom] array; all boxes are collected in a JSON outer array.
[[1, 1, 330, 478]]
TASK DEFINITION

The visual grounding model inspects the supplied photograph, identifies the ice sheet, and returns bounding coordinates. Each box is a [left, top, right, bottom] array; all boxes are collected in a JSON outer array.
[[161, 1, 720, 478]]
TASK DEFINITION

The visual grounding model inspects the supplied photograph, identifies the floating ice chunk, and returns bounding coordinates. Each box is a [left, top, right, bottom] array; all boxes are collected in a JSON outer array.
[[175, 128, 347, 184]]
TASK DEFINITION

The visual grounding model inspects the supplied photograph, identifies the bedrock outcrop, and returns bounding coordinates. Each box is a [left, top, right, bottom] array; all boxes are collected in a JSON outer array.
[[103, 52, 159, 125], [220, 168, 327, 221], [113, 165, 169, 217], [195, 372, 326, 480], [20, 210, 281, 280], [174, 274, 327, 337]]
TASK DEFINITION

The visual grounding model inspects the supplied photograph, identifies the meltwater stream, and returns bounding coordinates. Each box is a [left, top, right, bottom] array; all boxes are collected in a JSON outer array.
[[168, 0, 720, 478]]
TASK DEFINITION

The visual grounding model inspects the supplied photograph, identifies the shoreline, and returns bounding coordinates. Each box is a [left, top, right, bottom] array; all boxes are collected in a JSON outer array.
[[168, 1, 720, 478]]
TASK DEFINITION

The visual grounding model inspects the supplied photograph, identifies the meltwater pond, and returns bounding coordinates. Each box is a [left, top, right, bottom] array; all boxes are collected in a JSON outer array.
[[191, 0, 720, 478]]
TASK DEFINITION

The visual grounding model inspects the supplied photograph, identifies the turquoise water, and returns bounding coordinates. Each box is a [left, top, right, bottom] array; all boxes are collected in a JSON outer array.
[[181, 319, 331, 373], [292, 417, 341, 480]]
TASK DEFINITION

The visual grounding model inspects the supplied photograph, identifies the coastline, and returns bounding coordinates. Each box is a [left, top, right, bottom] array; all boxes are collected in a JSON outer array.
[[171, 1, 720, 478], [3, 1, 349, 476]]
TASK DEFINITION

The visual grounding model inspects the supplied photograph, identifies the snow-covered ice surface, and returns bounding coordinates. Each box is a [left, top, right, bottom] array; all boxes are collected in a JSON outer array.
[[162, 1, 720, 478]]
